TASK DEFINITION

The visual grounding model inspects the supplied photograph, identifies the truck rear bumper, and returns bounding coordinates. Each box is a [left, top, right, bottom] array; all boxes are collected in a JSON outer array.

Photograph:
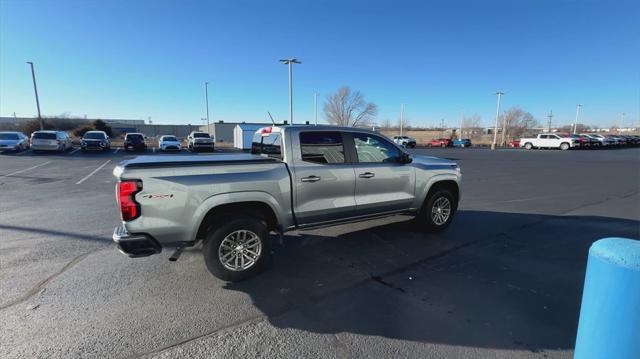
[[112, 225, 161, 257]]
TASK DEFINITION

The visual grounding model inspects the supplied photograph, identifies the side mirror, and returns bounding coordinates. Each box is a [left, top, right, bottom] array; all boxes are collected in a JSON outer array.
[[399, 153, 412, 164]]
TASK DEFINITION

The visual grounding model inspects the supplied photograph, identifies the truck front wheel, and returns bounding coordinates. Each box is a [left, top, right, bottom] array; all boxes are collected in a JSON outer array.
[[416, 189, 456, 232], [203, 217, 271, 282]]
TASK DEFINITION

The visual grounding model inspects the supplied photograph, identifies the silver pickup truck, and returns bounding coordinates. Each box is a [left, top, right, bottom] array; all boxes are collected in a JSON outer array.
[[113, 125, 461, 281]]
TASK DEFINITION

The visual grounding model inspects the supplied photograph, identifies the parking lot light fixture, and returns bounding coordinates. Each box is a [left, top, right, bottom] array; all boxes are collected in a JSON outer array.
[[26, 61, 43, 130], [400, 104, 404, 137], [573, 104, 582, 134], [314, 92, 318, 126], [280, 58, 301, 125], [204, 82, 211, 134], [491, 91, 504, 150]]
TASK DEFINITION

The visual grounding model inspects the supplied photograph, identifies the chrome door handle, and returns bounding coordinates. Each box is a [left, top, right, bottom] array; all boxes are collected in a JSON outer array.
[[359, 172, 375, 179], [301, 175, 321, 183]]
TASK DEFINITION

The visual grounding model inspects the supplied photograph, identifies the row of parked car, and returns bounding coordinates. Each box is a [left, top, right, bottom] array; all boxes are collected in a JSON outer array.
[[392, 136, 473, 148], [0, 130, 217, 153], [515, 133, 640, 150]]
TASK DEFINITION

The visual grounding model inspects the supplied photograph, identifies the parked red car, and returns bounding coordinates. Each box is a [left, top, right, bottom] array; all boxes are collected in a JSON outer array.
[[509, 140, 520, 148], [430, 138, 452, 147]]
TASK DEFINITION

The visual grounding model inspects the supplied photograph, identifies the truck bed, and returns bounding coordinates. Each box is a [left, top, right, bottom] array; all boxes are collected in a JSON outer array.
[[119, 153, 280, 169]]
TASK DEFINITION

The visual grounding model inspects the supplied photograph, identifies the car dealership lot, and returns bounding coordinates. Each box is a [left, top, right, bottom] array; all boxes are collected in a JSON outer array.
[[1, 147, 639, 358]]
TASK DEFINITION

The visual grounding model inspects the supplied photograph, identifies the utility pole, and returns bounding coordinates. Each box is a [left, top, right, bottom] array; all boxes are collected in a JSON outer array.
[[26, 62, 43, 130], [279, 58, 301, 125], [573, 104, 582, 134], [547, 110, 553, 133], [204, 82, 211, 134], [620, 112, 626, 132], [491, 91, 504, 150], [500, 112, 507, 146], [314, 92, 318, 125], [400, 104, 404, 136], [460, 111, 464, 139]]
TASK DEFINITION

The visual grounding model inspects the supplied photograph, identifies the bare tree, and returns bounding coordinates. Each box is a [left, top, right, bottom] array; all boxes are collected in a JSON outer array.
[[379, 118, 392, 130], [500, 107, 539, 143], [323, 87, 377, 127], [460, 114, 482, 138]]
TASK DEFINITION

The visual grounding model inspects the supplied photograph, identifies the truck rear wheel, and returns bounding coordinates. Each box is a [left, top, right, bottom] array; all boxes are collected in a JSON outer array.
[[416, 189, 456, 232], [524, 142, 533, 150], [203, 217, 271, 282], [560, 142, 570, 150]]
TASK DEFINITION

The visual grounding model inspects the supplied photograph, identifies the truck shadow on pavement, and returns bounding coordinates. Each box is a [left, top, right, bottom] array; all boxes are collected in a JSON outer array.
[[224, 210, 640, 353]]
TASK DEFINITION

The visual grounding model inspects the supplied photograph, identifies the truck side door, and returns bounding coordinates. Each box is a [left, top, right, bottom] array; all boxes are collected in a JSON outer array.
[[291, 131, 357, 225], [348, 132, 415, 215]]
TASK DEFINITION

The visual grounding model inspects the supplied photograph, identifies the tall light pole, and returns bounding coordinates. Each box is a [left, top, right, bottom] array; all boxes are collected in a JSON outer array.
[[204, 82, 211, 134], [459, 111, 464, 139], [547, 110, 553, 133], [400, 103, 404, 136], [573, 104, 582, 134], [26, 62, 43, 130], [491, 91, 504, 150], [314, 92, 318, 125], [620, 112, 626, 131], [279, 58, 301, 125]]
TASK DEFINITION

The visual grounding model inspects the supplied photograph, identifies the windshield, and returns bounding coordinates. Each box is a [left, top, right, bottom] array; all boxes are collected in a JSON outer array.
[[162, 136, 178, 141], [0, 133, 19, 140], [193, 133, 210, 138], [83, 132, 106, 140]]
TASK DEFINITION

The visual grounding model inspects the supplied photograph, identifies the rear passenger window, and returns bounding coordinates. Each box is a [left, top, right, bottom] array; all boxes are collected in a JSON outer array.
[[251, 132, 282, 159], [300, 132, 345, 164]]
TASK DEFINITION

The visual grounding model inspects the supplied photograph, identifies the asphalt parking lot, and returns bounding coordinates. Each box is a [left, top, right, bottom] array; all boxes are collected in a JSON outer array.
[[1, 146, 639, 358]]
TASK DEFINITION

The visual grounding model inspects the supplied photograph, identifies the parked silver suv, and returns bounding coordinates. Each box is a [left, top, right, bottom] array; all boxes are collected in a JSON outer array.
[[187, 131, 214, 152], [113, 125, 461, 281], [31, 130, 73, 152]]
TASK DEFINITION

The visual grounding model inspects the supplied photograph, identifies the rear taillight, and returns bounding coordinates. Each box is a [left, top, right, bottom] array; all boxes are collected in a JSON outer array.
[[117, 180, 142, 221]]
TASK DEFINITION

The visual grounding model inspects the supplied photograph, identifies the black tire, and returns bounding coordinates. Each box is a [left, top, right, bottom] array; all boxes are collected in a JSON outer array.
[[203, 217, 271, 282], [415, 189, 456, 232], [560, 142, 570, 150], [524, 142, 533, 150]]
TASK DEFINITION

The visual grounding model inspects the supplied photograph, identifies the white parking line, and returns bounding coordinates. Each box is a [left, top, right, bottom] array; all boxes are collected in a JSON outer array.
[[153, 147, 156, 153], [0, 161, 52, 178], [76, 160, 111, 185], [113, 148, 119, 154], [69, 148, 80, 155]]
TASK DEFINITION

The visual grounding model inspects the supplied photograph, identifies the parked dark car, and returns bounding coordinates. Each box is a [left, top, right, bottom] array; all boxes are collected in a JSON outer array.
[[81, 131, 111, 152], [124, 133, 146, 152]]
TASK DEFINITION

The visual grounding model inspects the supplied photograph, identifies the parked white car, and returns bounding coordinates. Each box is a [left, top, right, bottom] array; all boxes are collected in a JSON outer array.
[[392, 136, 417, 148], [159, 135, 182, 151], [519, 133, 580, 150]]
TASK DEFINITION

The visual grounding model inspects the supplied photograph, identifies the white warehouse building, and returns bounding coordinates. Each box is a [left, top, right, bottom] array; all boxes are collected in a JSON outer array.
[[233, 123, 265, 150]]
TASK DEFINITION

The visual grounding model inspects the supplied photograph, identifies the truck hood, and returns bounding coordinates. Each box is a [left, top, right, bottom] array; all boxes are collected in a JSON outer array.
[[116, 154, 279, 170], [410, 155, 457, 168]]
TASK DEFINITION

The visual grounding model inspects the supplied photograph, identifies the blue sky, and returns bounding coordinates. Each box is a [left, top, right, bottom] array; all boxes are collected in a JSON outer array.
[[1, 0, 638, 128]]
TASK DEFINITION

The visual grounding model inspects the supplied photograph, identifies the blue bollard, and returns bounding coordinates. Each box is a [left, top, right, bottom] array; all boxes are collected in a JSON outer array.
[[575, 237, 640, 359]]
